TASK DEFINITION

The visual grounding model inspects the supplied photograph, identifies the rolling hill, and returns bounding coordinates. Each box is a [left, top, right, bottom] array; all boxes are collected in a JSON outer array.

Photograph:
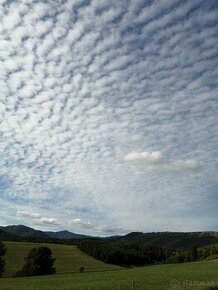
[[3, 241, 121, 277]]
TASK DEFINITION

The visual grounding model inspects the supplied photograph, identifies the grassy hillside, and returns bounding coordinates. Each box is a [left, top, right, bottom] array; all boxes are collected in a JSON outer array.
[[1, 259, 217, 290], [3, 241, 121, 277]]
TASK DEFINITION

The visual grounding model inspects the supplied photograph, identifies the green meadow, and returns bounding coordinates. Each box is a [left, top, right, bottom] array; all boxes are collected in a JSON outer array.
[[1, 259, 218, 290], [1, 242, 217, 290], [3, 241, 121, 277]]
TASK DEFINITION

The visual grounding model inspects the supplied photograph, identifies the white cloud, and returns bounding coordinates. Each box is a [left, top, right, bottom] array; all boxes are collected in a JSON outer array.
[[16, 210, 58, 226], [16, 210, 40, 219], [2, 10, 21, 30], [69, 218, 92, 229], [124, 151, 162, 163], [124, 151, 200, 172], [165, 159, 200, 172], [34, 217, 58, 226]]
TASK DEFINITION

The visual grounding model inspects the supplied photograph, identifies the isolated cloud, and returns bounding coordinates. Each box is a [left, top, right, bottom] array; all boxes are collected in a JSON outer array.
[[16, 210, 40, 219], [124, 151, 162, 163], [34, 218, 58, 226], [124, 151, 200, 172], [69, 218, 93, 229]]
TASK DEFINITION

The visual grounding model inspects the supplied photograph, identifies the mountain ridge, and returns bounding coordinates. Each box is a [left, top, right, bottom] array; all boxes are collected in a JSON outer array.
[[0, 224, 218, 249], [45, 230, 89, 239]]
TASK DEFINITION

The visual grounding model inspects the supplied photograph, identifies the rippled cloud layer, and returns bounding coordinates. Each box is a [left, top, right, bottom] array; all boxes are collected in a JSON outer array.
[[0, 0, 217, 234]]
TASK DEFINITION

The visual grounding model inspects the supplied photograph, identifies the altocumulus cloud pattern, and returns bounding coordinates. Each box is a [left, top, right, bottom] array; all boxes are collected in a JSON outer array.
[[0, 0, 218, 234]]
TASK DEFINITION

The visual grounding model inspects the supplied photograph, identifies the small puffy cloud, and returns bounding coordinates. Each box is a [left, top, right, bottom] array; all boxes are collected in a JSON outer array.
[[124, 151, 162, 163], [16, 210, 40, 219], [16, 210, 58, 226], [69, 218, 92, 229], [2, 10, 21, 30], [124, 151, 200, 173]]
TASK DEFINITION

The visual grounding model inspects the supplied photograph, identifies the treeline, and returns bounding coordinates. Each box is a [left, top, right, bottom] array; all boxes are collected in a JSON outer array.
[[0, 241, 6, 276], [167, 243, 218, 264], [78, 239, 172, 266], [78, 239, 218, 266]]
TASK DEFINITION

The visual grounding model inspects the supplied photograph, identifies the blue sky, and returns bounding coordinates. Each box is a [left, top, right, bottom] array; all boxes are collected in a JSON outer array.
[[0, 0, 217, 235]]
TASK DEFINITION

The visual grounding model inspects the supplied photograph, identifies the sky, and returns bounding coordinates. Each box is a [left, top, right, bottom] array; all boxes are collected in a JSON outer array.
[[0, 0, 218, 236]]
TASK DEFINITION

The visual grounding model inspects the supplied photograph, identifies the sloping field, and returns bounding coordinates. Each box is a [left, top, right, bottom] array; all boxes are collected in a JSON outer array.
[[1, 259, 217, 290], [3, 241, 121, 277]]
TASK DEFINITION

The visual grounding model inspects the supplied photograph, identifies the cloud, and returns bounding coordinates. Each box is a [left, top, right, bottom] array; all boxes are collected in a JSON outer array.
[[124, 151, 200, 172], [16, 210, 41, 219], [164, 159, 200, 172], [69, 218, 93, 229], [69, 218, 127, 234], [124, 151, 162, 163], [34, 218, 58, 226], [16, 211, 58, 226]]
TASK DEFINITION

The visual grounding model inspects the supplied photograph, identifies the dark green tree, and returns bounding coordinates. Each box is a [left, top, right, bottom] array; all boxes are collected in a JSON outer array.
[[0, 241, 7, 277], [16, 247, 56, 276], [191, 247, 198, 262], [78, 266, 85, 273]]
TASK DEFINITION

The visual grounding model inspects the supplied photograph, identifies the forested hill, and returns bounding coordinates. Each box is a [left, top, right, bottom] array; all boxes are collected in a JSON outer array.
[[77, 231, 218, 267], [0, 225, 49, 239], [0, 225, 217, 250], [0, 229, 21, 241], [0, 225, 89, 241], [114, 231, 218, 249], [78, 236, 218, 267]]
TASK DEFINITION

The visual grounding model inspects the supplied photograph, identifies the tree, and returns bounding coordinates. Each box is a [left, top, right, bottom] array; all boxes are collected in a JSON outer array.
[[16, 247, 56, 276], [191, 247, 198, 262], [0, 241, 6, 277], [78, 266, 85, 273]]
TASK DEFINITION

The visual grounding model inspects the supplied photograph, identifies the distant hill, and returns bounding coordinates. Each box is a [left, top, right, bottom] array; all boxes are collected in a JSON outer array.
[[0, 225, 90, 242], [115, 231, 218, 249], [0, 225, 217, 250], [45, 230, 88, 240], [0, 225, 49, 239]]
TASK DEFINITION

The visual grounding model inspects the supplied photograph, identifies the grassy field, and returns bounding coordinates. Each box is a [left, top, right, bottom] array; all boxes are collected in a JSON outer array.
[[1, 257, 217, 289], [1, 241, 218, 290], [3, 241, 121, 277]]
